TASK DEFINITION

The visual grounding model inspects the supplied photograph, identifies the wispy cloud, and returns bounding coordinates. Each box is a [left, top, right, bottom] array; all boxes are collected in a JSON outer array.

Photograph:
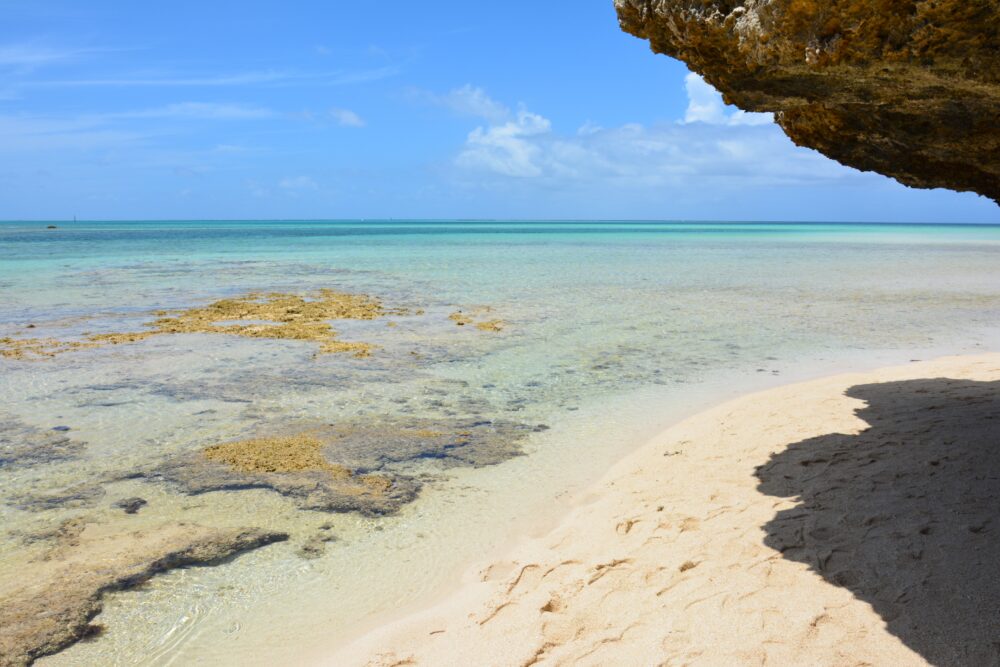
[[0, 43, 103, 71], [24, 65, 399, 88], [279, 175, 319, 191], [0, 102, 275, 154], [211, 144, 253, 154], [113, 102, 276, 120], [0, 114, 146, 151], [410, 84, 511, 123], [330, 107, 365, 127]]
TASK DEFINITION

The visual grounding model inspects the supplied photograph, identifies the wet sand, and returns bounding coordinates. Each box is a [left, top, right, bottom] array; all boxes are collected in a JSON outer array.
[[332, 353, 1000, 666]]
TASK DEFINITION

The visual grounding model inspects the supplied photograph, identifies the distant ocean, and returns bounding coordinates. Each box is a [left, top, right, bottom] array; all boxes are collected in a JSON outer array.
[[3, 220, 1000, 665]]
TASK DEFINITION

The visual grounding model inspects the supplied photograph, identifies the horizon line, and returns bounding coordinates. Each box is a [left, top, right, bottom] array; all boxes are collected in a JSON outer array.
[[1, 218, 999, 227]]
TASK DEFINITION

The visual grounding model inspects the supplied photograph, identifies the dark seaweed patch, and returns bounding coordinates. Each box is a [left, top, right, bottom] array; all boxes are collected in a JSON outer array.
[[0, 416, 86, 470]]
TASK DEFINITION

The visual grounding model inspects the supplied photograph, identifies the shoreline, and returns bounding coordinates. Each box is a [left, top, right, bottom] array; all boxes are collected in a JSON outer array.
[[328, 352, 1000, 666], [290, 347, 960, 662], [31, 344, 998, 667]]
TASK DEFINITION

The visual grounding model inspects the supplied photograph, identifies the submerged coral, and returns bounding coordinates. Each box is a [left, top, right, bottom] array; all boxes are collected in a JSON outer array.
[[320, 416, 532, 470], [11, 484, 106, 513], [2, 290, 508, 361], [0, 416, 86, 469], [1, 289, 404, 361], [137, 289, 395, 357], [0, 338, 99, 360], [475, 319, 505, 332], [296, 527, 338, 560], [155, 439, 415, 516], [448, 311, 474, 326], [204, 434, 352, 475], [449, 307, 506, 333]]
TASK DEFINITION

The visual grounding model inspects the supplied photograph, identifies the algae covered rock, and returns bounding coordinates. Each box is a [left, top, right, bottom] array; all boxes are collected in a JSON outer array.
[[0, 288, 404, 361], [152, 417, 532, 516]]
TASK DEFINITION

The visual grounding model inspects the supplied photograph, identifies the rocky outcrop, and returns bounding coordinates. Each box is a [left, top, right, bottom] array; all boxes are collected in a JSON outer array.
[[615, 0, 1000, 202], [0, 521, 287, 667]]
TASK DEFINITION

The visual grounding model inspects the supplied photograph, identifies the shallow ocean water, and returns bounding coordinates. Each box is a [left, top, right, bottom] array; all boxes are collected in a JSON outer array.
[[2, 220, 999, 665]]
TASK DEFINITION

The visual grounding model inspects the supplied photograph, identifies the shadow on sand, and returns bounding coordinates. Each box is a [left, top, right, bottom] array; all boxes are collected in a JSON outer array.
[[756, 377, 1000, 666]]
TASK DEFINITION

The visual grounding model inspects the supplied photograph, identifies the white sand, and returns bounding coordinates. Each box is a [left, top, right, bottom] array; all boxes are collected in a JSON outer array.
[[330, 353, 1000, 666]]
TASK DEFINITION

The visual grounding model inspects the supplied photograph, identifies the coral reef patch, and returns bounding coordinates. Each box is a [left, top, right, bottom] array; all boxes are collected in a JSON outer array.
[[147, 417, 533, 516], [0, 289, 406, 360], [449, 307, 506, 332]]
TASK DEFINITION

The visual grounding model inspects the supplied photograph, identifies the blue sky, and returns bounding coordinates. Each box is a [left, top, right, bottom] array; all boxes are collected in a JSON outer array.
[[1, 1, 997, 222]]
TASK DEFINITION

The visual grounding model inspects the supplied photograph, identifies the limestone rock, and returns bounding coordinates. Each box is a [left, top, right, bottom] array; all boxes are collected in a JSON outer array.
[[0, 522, 287, 667], [616, 0, 1000, 202]]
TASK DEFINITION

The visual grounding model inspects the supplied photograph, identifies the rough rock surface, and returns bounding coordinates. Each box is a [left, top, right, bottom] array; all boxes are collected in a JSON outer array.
[[0, 521, 287, 667], [615, 0, 1000, 202], [149, 418, 534, 516], [156, 453, 420, 515]]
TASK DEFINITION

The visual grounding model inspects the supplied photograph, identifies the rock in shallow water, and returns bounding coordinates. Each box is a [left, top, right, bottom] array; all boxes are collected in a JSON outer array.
[[0, 522, 287, 667], [156, 452, 419, 515], [147, 417, 533, 516], [113, 497, 148, 514], [615, 0, 1000, 202]]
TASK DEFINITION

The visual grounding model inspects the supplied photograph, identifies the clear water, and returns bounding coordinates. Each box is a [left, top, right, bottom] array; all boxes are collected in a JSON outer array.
[[2, 220, 999, 666]]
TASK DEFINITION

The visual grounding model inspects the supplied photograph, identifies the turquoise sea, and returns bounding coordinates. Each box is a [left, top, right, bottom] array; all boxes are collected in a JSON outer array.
[[2, 220, 1000, 665]]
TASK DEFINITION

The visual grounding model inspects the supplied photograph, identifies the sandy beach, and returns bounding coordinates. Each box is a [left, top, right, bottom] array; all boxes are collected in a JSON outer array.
[[332, 353, 1000, 666]]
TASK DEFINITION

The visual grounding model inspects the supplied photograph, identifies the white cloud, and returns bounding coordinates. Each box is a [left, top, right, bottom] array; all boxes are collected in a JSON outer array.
[[683, 73, 773, 126], [415, 84, 511, 123], [449, 86, 852, 189], [330, 107, 365, 127], [457, 110, 551, 177], [278, 176, 319, 191]]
